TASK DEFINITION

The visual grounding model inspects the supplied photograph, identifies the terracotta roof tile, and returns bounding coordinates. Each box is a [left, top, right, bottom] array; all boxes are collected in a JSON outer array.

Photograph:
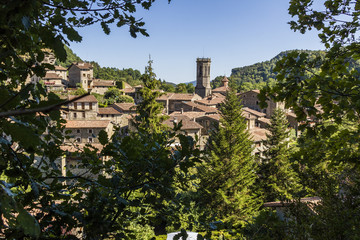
[[92, 80, 115, 87], [169, 111, 206, 120], [170, 93, 201, 101], [112, 103, 136, 111], [257, 117, 271, 125], [98, 107, 121, 115], [54, 65, 67, 71], [68, 95, 98, 103], [212, 86, 229, 93], [65, 120, 111, 129], [163, 115, 203, 130], [44, 72, 62, 79], [249, 127, 269, 142], [242, 107, 266, 117], [69, 62, 93, 70], [182, 102, 219, 113]]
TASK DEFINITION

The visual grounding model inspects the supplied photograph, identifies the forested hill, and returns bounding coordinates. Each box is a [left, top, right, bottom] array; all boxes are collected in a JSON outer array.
[[56, 45, 143, 86], [212, 50, 325, 91]]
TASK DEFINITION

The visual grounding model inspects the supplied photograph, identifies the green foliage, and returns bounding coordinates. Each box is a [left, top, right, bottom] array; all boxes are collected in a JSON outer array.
[[197, 88, 260, 228], [69, 87, 87, 95], [258, 108, 302, 202], [0, 0, 183, 238], [160, 81, 176, 92], [91, 61, 143, 86], [186, 83, 195, 93], [229, 50, 325, 92], [135, 60, 168, 133], [104, 87, 134, 105], [175, 83, 188, 93], [56, 45, 82, 67]]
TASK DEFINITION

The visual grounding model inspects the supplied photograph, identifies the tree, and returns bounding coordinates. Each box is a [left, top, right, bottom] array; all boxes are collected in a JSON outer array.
[[258, 108, 301, 202], [186, 83, 195, 93], [70, 87, 88, 95], [104, 87, 133, 104], [254, 1, 360, 238], [135, 60, 168, 133], [0, 0, 175, 238], [197, 87, 260, 228], [175, 83, 188, 93]]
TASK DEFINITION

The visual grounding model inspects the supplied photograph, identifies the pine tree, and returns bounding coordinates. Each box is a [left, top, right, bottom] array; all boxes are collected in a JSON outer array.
[[259, 108, 301, 202], [135, 59, 168, 133], [198, 87, 260, 227]]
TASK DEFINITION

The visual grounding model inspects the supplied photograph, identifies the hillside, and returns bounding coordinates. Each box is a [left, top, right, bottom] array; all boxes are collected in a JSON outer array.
[[56, 45, 143, 86], [212, 50, 326, 91]]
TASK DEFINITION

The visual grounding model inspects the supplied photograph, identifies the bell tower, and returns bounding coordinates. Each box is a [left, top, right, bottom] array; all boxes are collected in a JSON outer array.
[[195, 58, 212, 98]]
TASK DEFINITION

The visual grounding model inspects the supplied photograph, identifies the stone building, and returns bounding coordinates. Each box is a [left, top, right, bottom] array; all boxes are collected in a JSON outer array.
[[68, 62, 93, 91], [212, 76, 229, 96], [43, 72, 67, 91], [90, 79, 115, 95], [163, 115, 203, 141], [195, 58, 212, 98], [65, 95, 98, 120], [156, 93, 202, 114], [239, 90, 285, 118]]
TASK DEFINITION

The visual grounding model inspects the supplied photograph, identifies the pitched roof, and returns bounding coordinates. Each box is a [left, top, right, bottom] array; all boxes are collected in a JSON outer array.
[[112, 103, 136, 111], [182, 101, 219, 114], [156, 92, 174, 100], [169, 111, 206, 120], [212, 86, 229, 93], [197, 114, 221, 121], [68, 62, 93, 70], [257, 117, 271, 125], [98, 107, 121, 115], [195, 95, 225, 106], [242, 107, 266, 118], [249, 127, 269, 142], [65, 120, 111, 129], [92, 80, 115, 87], [68, 95, 98, 103], [54, 65, 67, 71], [222, 76, 229, 82], [170, 93, 201, 101], [60, 143, 104, 153], [156, 93, 202, 101], [163, 115, 203, 130], [44, 72, 62, 79]]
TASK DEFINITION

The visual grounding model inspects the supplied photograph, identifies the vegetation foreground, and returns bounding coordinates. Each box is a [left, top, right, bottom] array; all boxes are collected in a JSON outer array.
[[2, 0, 360, 239]]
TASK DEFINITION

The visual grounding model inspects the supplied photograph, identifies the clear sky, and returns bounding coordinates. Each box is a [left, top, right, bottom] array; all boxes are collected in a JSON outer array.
[[69, 0, 324, 84]]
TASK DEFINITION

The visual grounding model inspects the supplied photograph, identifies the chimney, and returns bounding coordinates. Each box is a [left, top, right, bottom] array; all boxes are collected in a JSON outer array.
[[181, 108, 184, 114]]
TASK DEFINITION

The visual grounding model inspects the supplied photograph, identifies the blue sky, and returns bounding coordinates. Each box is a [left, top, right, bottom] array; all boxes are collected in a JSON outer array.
[[69, 0, 324, 84]]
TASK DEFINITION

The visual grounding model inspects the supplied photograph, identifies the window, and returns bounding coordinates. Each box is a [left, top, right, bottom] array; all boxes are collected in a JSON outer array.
[[76, 129, 80, 133], [256, 101, 259, 105], [88, 129, 93, 134], [89, 103, 92, 110], [73, 113, 77, 118], [74, 103, 77, 110], [88, 137, 93, 143], [83, 73, 85, 77], [111, 114, 114, 118], [82, 102, 85, 109], [82, 112, 85, 118], [76, 137, 81, 142]]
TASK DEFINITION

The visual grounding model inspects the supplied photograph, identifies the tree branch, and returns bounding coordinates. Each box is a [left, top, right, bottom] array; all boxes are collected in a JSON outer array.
[[0, 93, 90, 118]]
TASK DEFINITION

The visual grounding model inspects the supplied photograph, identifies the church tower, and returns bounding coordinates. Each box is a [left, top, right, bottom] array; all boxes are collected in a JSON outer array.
[[195, 58, 212, 98]]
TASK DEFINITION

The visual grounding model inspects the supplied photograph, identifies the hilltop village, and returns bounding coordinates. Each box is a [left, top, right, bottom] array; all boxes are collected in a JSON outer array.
[[28, 55, 299, 173]]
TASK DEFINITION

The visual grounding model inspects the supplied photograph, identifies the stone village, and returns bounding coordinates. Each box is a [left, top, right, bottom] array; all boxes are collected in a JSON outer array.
[[29, 55, 300, 176]]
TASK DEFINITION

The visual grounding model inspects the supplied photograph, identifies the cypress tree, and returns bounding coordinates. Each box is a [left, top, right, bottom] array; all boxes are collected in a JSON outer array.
[[259, 108, 301, 202], [198, 87, 260, 227]]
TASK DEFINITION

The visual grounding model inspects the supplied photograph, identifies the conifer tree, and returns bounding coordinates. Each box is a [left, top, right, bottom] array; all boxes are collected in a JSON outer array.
[[135, 59, 168, 133], [259, 108, 301, 202], [198, 87, 260, 227]]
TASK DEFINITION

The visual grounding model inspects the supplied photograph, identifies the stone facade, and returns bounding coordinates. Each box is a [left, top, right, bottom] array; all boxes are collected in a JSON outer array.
[[195, 58, 212, 98], [239, 90, 285, 118], [68, 62, 93, 91]]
